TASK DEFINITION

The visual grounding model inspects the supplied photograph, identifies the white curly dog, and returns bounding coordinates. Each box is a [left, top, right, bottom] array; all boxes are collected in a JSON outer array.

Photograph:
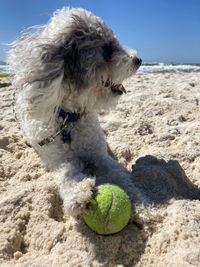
[[8, 7, 144, 217]]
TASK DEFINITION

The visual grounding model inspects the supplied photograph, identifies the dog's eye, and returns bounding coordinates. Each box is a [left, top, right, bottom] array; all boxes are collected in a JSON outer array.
[[102, 42, 114, 62]]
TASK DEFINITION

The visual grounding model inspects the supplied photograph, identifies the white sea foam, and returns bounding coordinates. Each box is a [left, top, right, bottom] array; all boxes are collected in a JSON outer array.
[[138, 63, 200, 74], [0, 65, 11, 74]]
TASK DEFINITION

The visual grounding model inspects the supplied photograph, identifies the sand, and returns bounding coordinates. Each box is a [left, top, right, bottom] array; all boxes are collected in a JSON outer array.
[[0, 72, 200, 266]]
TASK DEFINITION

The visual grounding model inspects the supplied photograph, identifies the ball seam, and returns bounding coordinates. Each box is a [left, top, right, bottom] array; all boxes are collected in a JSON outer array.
[[104, 185, 116, 232]]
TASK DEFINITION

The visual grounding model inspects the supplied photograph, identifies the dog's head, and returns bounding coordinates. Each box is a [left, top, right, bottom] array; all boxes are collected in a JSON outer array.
[[9, 8, 141, 113], [39, 8, 141, 110]]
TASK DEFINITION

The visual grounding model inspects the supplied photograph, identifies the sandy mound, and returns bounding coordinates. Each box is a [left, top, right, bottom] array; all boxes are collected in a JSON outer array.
[[0, 73, 200, 266]]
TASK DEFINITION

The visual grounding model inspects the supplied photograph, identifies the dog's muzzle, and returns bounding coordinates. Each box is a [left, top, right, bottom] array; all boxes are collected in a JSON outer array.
[[133, 57, 142, 68]]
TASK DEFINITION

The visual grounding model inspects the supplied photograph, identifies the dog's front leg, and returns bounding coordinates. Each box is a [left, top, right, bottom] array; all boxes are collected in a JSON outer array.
[[53, 159, 96, 217], [30, 139, 96, 217], [36, 144, 96, 217]]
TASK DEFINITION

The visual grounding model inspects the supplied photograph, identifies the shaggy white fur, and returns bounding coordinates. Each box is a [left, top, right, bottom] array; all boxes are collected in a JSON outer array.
[[8, 7, 144, 217]]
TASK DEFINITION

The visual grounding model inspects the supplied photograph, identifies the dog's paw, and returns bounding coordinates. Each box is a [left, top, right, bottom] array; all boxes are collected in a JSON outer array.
[[63, 178, 97, 217]]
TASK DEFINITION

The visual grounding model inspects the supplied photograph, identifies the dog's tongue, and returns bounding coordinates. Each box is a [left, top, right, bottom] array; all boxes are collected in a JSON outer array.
[[120, 84, 127, 94], [116, 84, 127, 94]]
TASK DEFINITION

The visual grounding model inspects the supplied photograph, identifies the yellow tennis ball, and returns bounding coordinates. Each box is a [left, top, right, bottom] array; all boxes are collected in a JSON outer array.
[[83, 184, 131, 235]]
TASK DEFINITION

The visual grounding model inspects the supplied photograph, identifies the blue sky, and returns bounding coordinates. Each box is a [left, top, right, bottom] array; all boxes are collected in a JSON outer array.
[[0, 0, 200, 63]]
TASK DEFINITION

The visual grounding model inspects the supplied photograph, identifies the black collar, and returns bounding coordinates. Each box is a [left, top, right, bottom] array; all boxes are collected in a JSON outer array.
[[58, 108, 80, 143], [38, 108, 80, 146]]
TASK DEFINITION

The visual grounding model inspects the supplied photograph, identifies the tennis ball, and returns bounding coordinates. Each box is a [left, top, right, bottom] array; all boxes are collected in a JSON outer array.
[[83, 184, 131, 235]]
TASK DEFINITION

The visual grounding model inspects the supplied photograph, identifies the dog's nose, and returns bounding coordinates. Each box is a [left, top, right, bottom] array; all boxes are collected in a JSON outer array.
[[134, 57, 142, 66]]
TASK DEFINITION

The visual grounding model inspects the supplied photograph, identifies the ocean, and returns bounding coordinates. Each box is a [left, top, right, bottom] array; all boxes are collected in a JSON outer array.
[[138, 63, 200, 74], [0, 64, 11, 74], [1, 63, 200, 75]]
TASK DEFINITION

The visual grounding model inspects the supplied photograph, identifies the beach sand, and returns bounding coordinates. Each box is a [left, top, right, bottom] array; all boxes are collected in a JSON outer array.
[[0, 72, 200, 266]]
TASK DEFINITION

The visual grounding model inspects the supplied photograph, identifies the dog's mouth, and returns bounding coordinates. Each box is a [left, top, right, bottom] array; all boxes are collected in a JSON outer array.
[[102, 79, 127, 95], [111, 84, 126, 95]]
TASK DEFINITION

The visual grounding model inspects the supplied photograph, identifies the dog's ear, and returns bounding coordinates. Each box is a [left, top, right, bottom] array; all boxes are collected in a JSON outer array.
[[58, 42, 82, 83], [41, 40, 82, 82]]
